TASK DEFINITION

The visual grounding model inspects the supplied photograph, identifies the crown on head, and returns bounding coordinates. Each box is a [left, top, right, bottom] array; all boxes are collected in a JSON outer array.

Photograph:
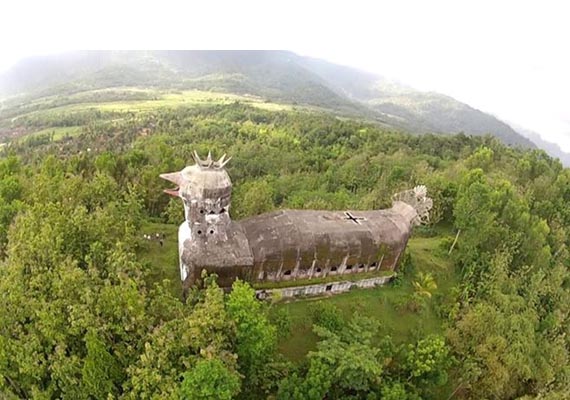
[[192, 151, 232, 169]]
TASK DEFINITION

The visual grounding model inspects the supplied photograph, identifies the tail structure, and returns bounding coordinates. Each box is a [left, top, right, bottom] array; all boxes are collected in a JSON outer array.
[[392, 185, 433, 226]]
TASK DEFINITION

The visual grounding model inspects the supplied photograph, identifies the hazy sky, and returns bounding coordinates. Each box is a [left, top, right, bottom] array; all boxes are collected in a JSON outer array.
[[1, 0, 569, 150]]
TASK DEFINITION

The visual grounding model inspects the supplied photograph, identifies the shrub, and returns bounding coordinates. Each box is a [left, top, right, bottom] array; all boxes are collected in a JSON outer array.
[[310, 301, 345, 332]]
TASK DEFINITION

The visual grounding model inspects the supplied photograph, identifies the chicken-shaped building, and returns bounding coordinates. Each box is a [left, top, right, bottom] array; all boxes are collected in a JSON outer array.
[[160, 152, 432, 290]]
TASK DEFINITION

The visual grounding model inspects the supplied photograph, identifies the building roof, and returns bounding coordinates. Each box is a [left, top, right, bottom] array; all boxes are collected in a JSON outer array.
[[239, 208, 412, 269]]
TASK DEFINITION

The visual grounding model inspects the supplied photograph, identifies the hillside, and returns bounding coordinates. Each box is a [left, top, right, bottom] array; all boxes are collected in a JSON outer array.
[[1, 99, 569, 399], [300, 56, 538, 147], [0, 51, 365, 116], [511, 123, 570, 167], [0, 50, 541, 150]]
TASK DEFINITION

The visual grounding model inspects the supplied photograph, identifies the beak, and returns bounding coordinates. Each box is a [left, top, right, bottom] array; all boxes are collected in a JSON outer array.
[[159, 172, 183, 185], [160, 171, 183, 197], [163, 188, 180, 197]]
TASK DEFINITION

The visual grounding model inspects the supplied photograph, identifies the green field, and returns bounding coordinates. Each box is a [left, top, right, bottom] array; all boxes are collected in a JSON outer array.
[[25, 126, 82, 141], [137, 221, 181, 297], [63, 90, 279, 112], [2, 88, 293, 127]]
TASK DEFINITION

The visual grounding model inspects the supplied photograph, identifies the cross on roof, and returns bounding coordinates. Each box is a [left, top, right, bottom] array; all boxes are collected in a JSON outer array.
[[344, 212, 366, 224]]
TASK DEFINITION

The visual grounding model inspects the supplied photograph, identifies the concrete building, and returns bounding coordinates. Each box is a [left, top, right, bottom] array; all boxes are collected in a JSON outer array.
[[160, 152, 432, 290]]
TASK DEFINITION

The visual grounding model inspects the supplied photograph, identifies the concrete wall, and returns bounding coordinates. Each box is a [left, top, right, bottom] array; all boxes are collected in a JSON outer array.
[[256, 274, 394, 299]]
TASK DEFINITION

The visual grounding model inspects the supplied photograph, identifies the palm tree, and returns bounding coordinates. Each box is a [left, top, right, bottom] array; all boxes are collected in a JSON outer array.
[[413, 272, 437, 298]]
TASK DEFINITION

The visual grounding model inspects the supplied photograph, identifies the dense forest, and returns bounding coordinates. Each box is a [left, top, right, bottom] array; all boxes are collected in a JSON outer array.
[[0, 99, 570, 399]]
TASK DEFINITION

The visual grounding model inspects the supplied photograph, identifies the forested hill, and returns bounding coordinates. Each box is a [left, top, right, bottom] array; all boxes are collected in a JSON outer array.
[[0, 50, 550, 151], [1, 102, 570, 399], [515, 124, 570, 167]]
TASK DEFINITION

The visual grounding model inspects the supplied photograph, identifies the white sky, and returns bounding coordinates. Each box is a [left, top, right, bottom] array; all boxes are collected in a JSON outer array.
[[1, 0, 569, 150]]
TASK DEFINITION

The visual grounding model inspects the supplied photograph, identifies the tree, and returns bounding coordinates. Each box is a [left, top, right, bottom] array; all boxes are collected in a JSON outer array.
[[0, 180, 173, 399], [82, 330, 124, 399], [163, 196, 184, 224], [404, 335, 451, 386], [278, 316, 383, 399], [179, 358, 241, 400], [447, 250, 564, 399], [125, 276, 236, 399], [232, 179, 274, 219], [227, 280, 277, 398]]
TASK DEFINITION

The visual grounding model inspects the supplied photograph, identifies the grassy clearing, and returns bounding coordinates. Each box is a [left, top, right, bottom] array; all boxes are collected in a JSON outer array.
[[26, 126, 82, 141], [86, 90, 247, 112], [136, 221, 181, 297], [272, 235, 457, 362], [90, 90, 291, 112], [5, 89, 292, 124], [271, 282, 444, 362]]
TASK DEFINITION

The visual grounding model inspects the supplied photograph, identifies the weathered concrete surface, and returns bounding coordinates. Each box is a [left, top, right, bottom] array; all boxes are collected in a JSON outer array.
[[160, 153, 432, 289], [240, 209, 411, 282], [181, 221, 254, 289], [256, 275, 394, 299]]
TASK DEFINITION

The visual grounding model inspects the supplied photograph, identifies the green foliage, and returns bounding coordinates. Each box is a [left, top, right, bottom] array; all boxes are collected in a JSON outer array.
[[163, 196, 184, 224], [278, 314, 452, 400], [0, 98, 569, 400], [380, 382, 412, 400], [125, 277, 236, 399], [465, 146, 494, 171], [227, 280, 277, 398], [0, 156, 23, 255], [404, 335, 451, 384], [278, 316, 383, 399], [82, 330, 124, 399], [447, 249, 570, 399], [412, 272, 437, 298], [179, 358, 241, 400], [0, 166, 157, 398], [270, 308, 292, 339], [398, 251, 415, 277], [310, 301, 345, 332], [232, 179, 275, 219]]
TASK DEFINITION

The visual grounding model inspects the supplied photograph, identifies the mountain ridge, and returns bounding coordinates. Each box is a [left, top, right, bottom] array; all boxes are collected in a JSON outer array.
[[2, 50, 567, 163]]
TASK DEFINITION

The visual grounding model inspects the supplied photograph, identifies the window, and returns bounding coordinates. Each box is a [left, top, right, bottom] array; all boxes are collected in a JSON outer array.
[[209, 230, 214, 234], [197, 230, 202, 235], [284, 270, 292, 276], [331, 266, 338, 272], [357, 264, 365, 269], [199, 209, 204, 214], [325, 284, 333, 291], [220, 208, 226, 213], [346, 265, 353, 270], [316, 267, 322, 273]]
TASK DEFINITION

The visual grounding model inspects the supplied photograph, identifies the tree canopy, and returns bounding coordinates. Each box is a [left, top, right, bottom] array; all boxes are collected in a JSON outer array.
[[0, 102, 569, 399]]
